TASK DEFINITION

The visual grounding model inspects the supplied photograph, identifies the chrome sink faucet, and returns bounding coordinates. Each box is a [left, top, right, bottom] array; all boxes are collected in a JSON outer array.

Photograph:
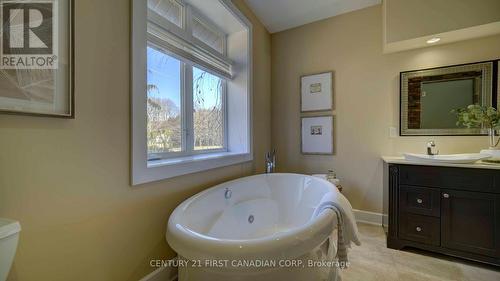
[[265, 149, 276, 173], [427, 140, 439, 156]]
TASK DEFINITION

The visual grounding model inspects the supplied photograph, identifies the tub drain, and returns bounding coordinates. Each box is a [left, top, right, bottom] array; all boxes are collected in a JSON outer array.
[[248, 215, 254, 224]]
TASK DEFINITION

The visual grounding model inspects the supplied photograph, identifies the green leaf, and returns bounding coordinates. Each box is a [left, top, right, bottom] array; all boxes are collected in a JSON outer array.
[[453, 104, 500, 129]]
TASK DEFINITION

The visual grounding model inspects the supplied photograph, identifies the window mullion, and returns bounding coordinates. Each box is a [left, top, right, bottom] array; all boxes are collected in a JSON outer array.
[[184, 2, 195, 155], [180, 62, 187, 154], [223, 80, 228, 151], [184, 65, 194, 153]]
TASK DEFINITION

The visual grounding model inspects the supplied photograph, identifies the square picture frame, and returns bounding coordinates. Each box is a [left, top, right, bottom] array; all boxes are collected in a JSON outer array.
[[301, 115, 334, 155], [0, 0, 74, 118], [300, 71, 333, 112]]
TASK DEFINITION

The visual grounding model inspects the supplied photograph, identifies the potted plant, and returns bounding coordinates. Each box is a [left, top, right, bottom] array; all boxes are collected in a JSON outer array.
[[454, 105, 500, 156]]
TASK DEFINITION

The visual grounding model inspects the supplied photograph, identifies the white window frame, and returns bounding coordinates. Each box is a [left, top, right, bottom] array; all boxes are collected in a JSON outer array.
[[147, 0, 229, 159], [132, 0, 253, 185], [146, 43, 228, 161]]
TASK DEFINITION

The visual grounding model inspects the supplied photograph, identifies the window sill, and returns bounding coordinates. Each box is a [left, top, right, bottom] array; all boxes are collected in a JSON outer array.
[[133, 151, 252, 185], [147, 151, 249, 168]]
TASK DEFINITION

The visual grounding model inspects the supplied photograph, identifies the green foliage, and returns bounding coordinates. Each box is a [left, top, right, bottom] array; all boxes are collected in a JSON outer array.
[[453, 104, 500, 129], [146, 84, 182, 153]]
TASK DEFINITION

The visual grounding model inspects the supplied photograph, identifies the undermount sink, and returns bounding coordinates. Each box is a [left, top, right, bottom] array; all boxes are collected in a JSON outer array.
[[403, 153, 491, 164]]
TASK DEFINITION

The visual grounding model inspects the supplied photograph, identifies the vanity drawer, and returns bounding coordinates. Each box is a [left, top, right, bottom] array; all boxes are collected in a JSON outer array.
[[399, 213, 440, 246], [399, 185, 440, 217], [399, 165, 500, 193]]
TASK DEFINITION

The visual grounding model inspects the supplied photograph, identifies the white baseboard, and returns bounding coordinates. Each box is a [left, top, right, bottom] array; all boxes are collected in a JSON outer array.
[[139, 266, 177, 281], [353, 209, 386, 226]]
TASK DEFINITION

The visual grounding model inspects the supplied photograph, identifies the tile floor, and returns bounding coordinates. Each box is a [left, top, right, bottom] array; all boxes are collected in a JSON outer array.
[[341, 223, 500, 281]]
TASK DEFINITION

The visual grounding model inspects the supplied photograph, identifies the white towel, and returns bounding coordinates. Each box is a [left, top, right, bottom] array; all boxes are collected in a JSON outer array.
[[313, 191, 361, 271]]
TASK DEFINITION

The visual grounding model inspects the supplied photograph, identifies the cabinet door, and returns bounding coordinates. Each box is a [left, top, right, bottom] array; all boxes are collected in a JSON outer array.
[[441, 189, 500, 257]]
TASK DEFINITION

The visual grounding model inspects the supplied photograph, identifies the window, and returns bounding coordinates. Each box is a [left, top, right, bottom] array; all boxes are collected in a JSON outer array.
[[146, 46, 182, 155], [132, 0, 252, 184], [193, 67, 225, 151], [146, 1, 229, 161], [146, 0, 230, 161], [146, 45, 227, 160]]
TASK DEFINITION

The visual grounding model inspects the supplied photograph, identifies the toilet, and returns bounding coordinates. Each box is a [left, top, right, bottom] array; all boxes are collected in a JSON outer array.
[[0, 219, 21, 281]]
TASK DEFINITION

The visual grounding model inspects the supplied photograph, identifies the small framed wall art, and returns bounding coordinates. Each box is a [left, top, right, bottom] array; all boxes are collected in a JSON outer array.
[[0, 0, 74, 118], [301, 115, 334, 155], [300, 71, 333, 112]]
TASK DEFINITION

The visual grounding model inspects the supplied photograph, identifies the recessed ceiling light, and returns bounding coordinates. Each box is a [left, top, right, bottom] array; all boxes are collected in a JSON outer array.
[[426, 37, 441, 44]]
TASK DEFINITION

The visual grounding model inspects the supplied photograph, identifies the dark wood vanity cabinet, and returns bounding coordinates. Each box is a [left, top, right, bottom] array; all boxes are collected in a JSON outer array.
[[387, 164, 500, 266]]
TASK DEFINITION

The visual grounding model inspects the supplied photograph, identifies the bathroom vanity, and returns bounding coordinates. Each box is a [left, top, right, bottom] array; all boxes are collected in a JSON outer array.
[[383, 157, 500, 266]]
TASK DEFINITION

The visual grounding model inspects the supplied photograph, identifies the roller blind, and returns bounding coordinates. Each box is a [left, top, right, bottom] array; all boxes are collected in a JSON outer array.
[[192, 16, 224, 54], [147, 2, 233, 80], [147, 0, 182, 28]]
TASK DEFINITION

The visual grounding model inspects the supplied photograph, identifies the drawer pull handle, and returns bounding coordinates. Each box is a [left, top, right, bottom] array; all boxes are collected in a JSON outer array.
[[416, 198, 423, 204], [416, 226, 422, 232], [443, 193, 450, 199]]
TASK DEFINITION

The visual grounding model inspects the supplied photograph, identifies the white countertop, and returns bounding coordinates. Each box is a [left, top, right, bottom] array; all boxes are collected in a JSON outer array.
[[382, 156, 500, 170]]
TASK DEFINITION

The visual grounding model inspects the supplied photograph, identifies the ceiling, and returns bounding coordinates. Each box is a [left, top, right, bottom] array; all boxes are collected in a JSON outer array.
[[245, 0, 381, 33]]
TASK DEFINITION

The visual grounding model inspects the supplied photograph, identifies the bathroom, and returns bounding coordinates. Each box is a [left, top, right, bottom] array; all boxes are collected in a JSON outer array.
[[0, 0, 500, 280]]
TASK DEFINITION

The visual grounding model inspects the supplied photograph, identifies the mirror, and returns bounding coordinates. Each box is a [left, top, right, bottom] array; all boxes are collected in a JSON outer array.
[[400, 60, 498, 136]]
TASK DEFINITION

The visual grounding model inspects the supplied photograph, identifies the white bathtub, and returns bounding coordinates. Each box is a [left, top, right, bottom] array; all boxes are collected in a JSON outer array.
[[166, 173, 340, 281]]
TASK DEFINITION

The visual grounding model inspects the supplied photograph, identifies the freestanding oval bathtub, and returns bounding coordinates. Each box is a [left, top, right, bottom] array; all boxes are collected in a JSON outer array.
[[166, 173, 340, 281]]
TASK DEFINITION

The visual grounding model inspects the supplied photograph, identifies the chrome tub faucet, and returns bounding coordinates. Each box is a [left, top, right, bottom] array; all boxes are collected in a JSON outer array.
[[427, 140, 439, 156], [265, 149, 276, 173]]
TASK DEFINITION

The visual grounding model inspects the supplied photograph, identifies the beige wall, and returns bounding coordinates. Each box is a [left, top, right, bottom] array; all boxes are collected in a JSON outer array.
[[0, 1, 270, 281], [271, 5, 500, 213], [385, 0, 500, 43]]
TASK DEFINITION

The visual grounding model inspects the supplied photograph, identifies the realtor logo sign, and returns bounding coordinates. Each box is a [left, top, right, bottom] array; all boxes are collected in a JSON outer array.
[[0, 0, 58, 69]]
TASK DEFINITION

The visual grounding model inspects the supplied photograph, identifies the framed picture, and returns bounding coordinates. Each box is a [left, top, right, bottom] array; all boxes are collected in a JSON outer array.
[[0, 0, 74, 118], [300, 71, 333, 112], [301, 116, 334, 155]]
